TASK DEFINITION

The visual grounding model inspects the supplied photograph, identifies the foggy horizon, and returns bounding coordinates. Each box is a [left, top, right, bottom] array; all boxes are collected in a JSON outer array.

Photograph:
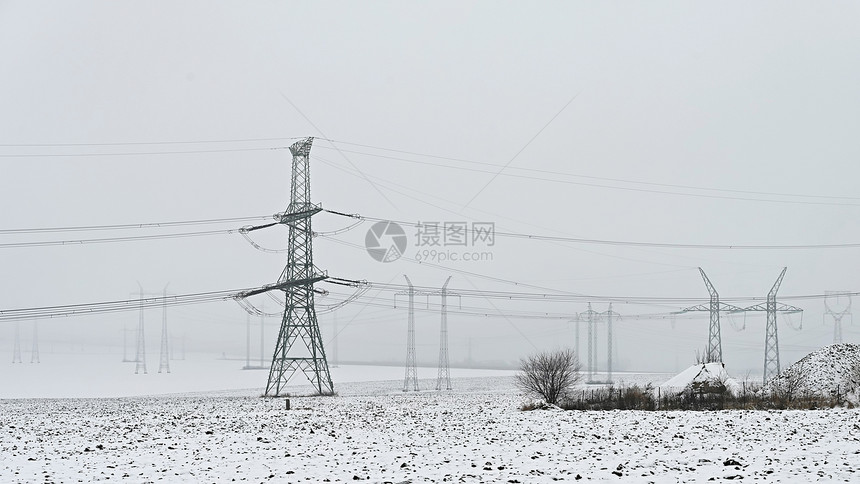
[[2, 1, 860, 392]]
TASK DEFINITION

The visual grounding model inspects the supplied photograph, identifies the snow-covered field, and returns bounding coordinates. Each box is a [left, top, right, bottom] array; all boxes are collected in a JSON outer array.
[[3, 374, 859, 483]]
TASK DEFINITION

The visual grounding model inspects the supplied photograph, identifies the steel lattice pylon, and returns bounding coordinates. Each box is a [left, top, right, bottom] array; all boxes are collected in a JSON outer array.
[[602, 303, 621, 383], [401, 275, 419, 391], [579, 303, 599, 382], [158, 286, 170, 374], [763, 269, 785, 382], [436, 276, 453, 391], [677, 268, 743, 363], [264, 137, 334, 396], [824, 291, 852, 345], [135, 287, 147, 374], [740, 268, 803, 384]]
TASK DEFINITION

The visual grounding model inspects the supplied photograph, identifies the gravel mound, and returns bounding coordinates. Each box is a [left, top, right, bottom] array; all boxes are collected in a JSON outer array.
[[767, 343, 860, 399]]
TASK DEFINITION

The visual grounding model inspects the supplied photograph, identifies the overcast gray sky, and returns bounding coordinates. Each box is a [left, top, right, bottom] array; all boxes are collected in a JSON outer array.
[[1, 1, 859, 377]]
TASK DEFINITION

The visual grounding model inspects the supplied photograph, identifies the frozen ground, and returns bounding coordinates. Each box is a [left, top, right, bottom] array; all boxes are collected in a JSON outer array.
[[3, 375, 859, 483]]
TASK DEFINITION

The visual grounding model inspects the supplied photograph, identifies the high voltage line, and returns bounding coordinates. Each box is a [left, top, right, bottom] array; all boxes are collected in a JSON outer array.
[[1, 276, 856, 324], [317, 139, 860, 202], [0, 137, 301, 147], [0, 229, 236, 248], [4, 207, 860, 251], [0, 215, 272, 235], [311, 141, 860, 207], [0, 289, 248, 322], [324, 279, 860, 305], [0, 146, 288, 157], [324, 209, 860, 250], [313, 154, 700, 271], [2, 136, 857, 205]]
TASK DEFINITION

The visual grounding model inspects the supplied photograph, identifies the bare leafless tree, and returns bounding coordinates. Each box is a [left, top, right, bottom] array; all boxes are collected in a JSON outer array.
[[516, 348, 581, 406]]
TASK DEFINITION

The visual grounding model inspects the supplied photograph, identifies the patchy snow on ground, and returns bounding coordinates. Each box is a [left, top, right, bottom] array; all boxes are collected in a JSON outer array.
[[767, 343, 860, 399], [3, 375, 860, 483]]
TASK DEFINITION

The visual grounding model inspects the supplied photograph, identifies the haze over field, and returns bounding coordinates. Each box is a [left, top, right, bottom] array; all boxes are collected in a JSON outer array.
[[2, 1, 860, 391]]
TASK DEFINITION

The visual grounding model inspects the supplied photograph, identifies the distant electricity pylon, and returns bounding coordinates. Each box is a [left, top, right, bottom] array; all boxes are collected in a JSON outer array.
[[824, 291, 852, 344], [12, 322, 22, 363], [158, 285, 170, 374], [436, 276, 453, 391], [677, 268, 743, 363], [239, 137, 333, 396], [135, 285, 147, 374], [30, 320, 39, 364], [579, 303, 599, 383], [399, 275, 419, 392], [741, 268, 803, 383], [602, 304, 621, 383]]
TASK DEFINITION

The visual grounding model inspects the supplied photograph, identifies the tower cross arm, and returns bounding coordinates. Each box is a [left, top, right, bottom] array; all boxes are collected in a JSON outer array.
[[237, 274, 329, 299], [741, 302, 803, 313], [775, 303, 803, 313], [278, 205, 323, 223], [678, 302, 744, 313]]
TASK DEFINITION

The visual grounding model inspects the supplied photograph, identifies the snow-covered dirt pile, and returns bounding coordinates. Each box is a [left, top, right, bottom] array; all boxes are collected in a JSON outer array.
[[768, 343, 860, 396], [659, 363, 741, 396], [3, 377, 860, 482]]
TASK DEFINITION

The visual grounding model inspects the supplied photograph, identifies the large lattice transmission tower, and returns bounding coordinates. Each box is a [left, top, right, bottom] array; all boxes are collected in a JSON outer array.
[[398, 275, 419, 391], [436, 276, 453, 391], [240, 137, 333, 396], [824, 291, 852, 344], [676, 268, 744, 363], [741, 268, 803, 383]]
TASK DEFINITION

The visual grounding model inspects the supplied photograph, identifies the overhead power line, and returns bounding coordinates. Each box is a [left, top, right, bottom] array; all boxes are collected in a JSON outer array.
[[6, 134, 854, 204], [0, 137, 300, 147], [4, 133, 856, 204], [0, 146, 288, 158], [315, 140, 860, 206], [0, 215, 273, 235], [0, 288, 248, 322], [0, 229, 236, 248], [325, 209, 860, 250]]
